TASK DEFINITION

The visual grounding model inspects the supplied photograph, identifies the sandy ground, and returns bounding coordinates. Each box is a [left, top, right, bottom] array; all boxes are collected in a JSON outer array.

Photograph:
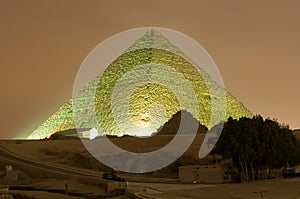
[[0, 134, 205, 160], [128, 179, 300, 199], [0, 140, 86, 161]]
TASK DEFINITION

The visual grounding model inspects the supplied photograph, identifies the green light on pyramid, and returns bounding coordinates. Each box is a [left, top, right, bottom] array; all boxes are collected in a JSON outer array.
[[27, 30, 252, 139]]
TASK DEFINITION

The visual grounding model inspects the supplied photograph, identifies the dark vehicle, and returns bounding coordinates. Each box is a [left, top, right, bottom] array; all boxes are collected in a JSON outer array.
[[283, 166, 300, 178], [102, 173, 125, 182]]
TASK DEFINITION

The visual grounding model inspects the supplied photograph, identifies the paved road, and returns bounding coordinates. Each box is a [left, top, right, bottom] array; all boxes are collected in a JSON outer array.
[[127, 182, 218, 198]]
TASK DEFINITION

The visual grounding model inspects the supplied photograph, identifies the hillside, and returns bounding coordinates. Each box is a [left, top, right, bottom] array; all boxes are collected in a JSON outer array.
[[2, 111, 215, 178]]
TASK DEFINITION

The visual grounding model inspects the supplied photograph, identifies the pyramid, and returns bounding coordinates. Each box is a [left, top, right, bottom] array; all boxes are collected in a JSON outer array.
[[27, 30, 252, 139]]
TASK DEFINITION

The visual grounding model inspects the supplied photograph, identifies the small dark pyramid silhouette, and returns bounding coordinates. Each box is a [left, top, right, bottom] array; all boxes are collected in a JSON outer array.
[[154, 110, 207, 136], [107, 110, 208, 153]]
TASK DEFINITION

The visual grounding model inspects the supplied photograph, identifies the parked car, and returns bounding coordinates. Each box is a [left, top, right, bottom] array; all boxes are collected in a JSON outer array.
[[102, 173, 125, 182]]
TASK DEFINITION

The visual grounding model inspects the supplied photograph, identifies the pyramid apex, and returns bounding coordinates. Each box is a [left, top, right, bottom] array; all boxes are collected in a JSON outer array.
[[125, 29, 181, 53]]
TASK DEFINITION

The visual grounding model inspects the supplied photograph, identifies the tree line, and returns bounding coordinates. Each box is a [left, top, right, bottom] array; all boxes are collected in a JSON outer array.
[[214, 116, 300, 181]]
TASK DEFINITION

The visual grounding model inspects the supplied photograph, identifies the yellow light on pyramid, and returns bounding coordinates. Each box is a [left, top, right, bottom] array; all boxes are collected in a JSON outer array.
[[27, 29, 252, 140]]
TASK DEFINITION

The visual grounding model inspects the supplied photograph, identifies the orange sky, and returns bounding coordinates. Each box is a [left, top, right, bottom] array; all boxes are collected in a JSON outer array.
[[0, 0, 299, 139]]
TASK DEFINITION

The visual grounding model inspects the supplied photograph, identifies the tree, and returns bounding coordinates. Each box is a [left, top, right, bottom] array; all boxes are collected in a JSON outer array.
[[215, 116, 298, 181]]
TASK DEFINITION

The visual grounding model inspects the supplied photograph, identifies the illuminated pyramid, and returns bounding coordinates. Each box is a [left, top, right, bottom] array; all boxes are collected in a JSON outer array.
[[27, 30, 252, 139]]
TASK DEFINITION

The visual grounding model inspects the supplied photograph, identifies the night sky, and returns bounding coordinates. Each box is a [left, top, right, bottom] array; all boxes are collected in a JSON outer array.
[[1, 0, 299, 139]]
